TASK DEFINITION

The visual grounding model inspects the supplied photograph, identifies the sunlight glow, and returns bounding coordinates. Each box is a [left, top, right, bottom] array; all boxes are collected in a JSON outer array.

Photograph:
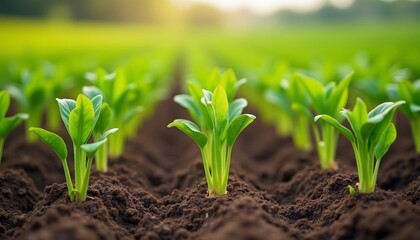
[[173, 0, 344, 15]]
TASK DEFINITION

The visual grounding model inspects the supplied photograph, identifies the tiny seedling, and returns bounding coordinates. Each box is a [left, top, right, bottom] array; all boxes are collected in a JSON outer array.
[[316, 98, 404, 194], [296, 72, 352, 169], [169, 70, 255, 197], [30, 94, 117, 202], [0, 90, 28, 164], [388, 79, 420, 153]]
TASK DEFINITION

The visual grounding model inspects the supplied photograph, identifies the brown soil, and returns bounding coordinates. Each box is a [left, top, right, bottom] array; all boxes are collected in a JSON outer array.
[[1, 77, 420, 239]]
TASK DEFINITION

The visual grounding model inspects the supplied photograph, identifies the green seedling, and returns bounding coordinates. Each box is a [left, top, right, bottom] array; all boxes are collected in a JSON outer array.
[[169, 70, 255, 197], [0, 90, 28, 164], [296, 72, 352, 169], [7, 69, 49, 142], [30, 94, 117, 202], [316, 98, 404, 194], [266, 74, 312, 152], [388, 79, 420, 153], [84, 69, 143, 158]]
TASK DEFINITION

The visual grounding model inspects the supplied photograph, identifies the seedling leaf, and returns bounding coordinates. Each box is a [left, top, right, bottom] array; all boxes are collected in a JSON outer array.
[[168, 119, 207, 148], [227, 114, 256, 146], [29, 127, 67, 160]]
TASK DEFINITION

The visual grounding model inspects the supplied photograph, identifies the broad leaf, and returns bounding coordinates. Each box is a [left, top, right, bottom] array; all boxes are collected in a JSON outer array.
[[361, 101, 405, 141], [227, 114, 255, 146], [69, 94, 95, 145], [374, 123, 396, 160], [82, 86, 103, 100], [228, 98, 248, 122], [298, 74, 324, 113], [168, 119, 207, 149], [29, 127, 67, 160], [292, 102, 314, 122], [81, 139, 107, 158], [57, 98, 76, 132], [91, 95, 103, 128], [212, 85, 229, 123], [0, 113, 28, 137], [343, 98, 368, 136], [99, 128, 118, 140], [174, 94, 200, 124], [123, 106, 143, 122], [95, 103, 113, 134], [0, 91, 10, 119], [315, 115, 355, 142]]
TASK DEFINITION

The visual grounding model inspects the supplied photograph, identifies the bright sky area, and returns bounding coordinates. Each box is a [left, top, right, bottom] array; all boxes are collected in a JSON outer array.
[[172, 0, 355, 15]]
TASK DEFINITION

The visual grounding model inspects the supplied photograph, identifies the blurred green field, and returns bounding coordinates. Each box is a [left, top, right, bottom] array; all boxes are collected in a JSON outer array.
[[2, 17, 420, 62]]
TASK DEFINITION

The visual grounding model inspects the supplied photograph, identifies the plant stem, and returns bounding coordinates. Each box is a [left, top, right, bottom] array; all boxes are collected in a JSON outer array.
[[46, 104, 60, 131], [355, 143, 375, 193], [73, 145, 85, 192], [26, 112, 41, 143], [0, 137, 4, 165], [96, 144, 108, 172], [317, 123, 338, 169], [292, 114, 312, 152], [109, 129, 125, 157], [78, 155, 94, 202], [410, 116, 420, 153], [61, 158, 75, 201]]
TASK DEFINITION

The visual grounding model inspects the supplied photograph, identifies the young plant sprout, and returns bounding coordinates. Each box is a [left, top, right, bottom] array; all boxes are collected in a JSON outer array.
[[388, 79, 420, 153], [266, 74, 312, 152], [315, 98, 404, 194], [0, 90, 28, 164], [296, 72, 352, 169], [7, 69, 49, 142], [84, 69, 143, 158], [169, 70, 255, 197], [30, 94, 117, 202]]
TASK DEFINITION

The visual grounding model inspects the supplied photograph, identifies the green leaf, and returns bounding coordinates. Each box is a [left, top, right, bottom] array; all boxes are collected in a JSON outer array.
[[227, 114, 255, 146], [343, 98, 368, 136], [315, 114, 355, 142], [57, 98, 76, 132], [168, 119, 207, 149], [123, 106, 143, 122], [82, 86, 103, 100], [29, 127, 67, 160], [220, 69, 237, 101], [0, 91, 10, 119], [212, 85, 229, 123], [174, 94, 201, 123], [298, 74, 324, 112], [410, 104, 420, 112], [94, 103, 113, 134], [228, 98, 248, 122], [0, 113, 28, 137], [99, 128, 118, 140], [69, 94, 95, 145], [7, 86, 27, 109], [367, 101, 405, 124], [292, 103, 314, 122], [375, 123, 396, 160], [81, 139, 107, 158], [91, 95, 103, 128], [361, 101, 405, 141], [327, 72, 352, 116], [28, 86, 47, 110]]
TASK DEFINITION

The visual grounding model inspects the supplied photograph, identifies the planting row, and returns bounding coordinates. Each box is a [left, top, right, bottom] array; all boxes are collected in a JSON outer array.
[[0, 50, 419, 202]]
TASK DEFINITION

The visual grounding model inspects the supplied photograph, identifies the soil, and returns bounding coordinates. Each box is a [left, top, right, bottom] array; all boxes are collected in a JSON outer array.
[[1, 75, 420, 239]]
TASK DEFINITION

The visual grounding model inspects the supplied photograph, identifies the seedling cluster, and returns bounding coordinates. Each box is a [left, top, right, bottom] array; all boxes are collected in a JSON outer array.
[[0, 48, 417, 202]]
